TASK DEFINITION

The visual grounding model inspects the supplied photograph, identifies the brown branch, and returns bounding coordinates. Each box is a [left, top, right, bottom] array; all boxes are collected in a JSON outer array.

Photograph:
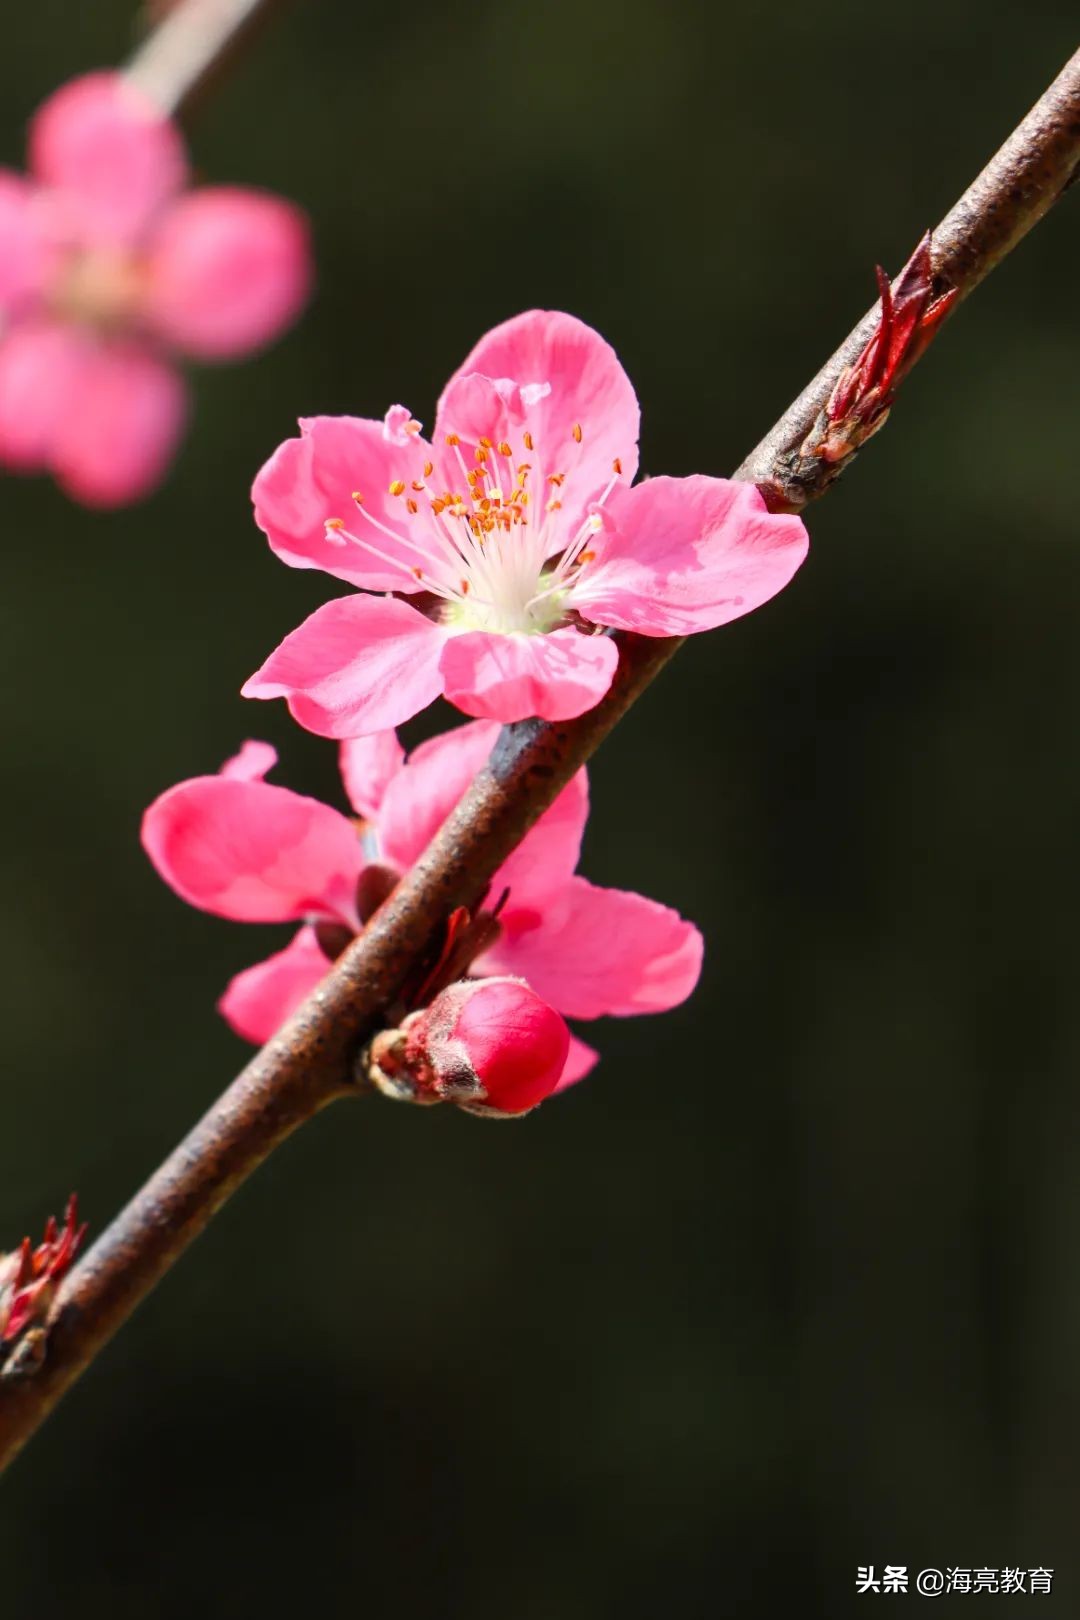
[[1, 44, 1078, 1475], [738, 45, 1080, 509], [126, 0, 281, 117]]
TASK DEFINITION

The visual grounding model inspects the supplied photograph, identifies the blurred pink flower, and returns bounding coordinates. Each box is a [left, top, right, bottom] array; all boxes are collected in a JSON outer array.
[[0, 72, 311, 506], [141, 721, 704, 1100], [244, 309, 809, 736]]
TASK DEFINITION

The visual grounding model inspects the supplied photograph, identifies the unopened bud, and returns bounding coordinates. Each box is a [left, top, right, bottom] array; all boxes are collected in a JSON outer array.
[[366, 977, 570, 1117], [0, 1195, 86, 1377]]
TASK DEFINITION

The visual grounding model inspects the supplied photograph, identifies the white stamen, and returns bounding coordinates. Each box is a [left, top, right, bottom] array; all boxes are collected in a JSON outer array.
[[333, 418, 622, 636]]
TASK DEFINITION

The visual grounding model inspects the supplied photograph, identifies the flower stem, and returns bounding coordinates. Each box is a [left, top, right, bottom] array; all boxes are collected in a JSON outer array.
[[126, 0, 281, 117], [1, 43, 1078, 1476]]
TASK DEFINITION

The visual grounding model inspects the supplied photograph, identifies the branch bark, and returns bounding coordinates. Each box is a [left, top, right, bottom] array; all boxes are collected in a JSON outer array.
[[1, 43, 1077, 1475], [126, 0, 281, 116]]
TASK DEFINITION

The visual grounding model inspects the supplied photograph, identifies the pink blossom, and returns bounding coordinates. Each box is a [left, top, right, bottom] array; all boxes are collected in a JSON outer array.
[[244, 309, 809, 736], [141, 721, 704, 1099], [0, 72, 311, 506]]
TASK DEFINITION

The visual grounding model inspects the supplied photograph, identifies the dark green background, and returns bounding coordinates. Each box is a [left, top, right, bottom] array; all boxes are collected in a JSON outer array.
[[1, 3, 1077, 1614]]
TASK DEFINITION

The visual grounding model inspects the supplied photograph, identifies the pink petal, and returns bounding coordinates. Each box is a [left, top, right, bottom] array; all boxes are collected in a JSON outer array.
[[220, 740, 278, 782], [376, 719, 501, 872], [438, 626, 619, 722], [376, 721, 588, 909], [144, 187, 311, 360], [218, 925, 331, 1045], [252, 415, 439, 592], [243, 593, 447, 739], [0, 319, 85, 472], [338, 731, 405, 819], [491, 771, 590, 915], [479, 876, 703, 1020], [573, 476, 810, 636], [141, 773, 364, 925], [434, 311, 640, 541], [554, 1034, 600, 1093], [51, 340, 187, 507], [29, 72, 186, 246], [0, 171, 49, 314]]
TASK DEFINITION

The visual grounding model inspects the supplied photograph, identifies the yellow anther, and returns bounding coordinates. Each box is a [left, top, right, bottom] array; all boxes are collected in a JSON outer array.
[[423, 460, 434, 478], [351, 491, 364, 504], [389, 479, 406, 497], [523, 431, 534, 451], [445, 433, 460, 446], [498, 441, 512, 457], [474, 446, 488, 463], [579, 549, 596, 564], [572, 423, 583, 443], [325, 517, 345, 530], [479, 436, 493, 449], [548, 472, 565, 486], [406, 498, 419, 514]]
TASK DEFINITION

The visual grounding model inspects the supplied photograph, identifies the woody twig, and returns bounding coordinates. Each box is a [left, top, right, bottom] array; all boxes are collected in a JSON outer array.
[[0, 41, 1077, 1476]]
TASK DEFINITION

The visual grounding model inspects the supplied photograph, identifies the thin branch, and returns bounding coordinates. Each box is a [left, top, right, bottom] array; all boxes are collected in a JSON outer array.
[[738, 45, 1080, 508], [1, 44, 1078, 1475], [126, 0, 280, 117]]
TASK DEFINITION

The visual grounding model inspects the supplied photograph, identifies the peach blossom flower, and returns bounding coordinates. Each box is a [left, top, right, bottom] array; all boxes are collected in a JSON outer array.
[[244, 310, 807, 735], [0, 73, 311, 505]]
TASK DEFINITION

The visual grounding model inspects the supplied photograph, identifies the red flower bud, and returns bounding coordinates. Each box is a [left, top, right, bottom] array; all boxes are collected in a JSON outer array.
[[0, 1195, 86, 1375], [367, 977, 571, 1117], [815, 230, 958, 466]]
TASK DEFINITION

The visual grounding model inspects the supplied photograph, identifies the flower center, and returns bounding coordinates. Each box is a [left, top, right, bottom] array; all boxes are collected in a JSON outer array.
[[50, 247, 144, 333], [324, 412, 622, 637]]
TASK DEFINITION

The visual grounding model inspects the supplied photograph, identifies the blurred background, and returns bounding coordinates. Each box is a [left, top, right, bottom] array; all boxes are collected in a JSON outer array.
[[0, 1, 1078, 1613]]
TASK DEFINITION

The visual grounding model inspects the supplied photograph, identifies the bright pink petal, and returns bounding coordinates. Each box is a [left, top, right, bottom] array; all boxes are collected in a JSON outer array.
[[50, 341, 186, 506], [439, 626, 618, 723], [434, 310, 640, 539], [243, 593, 447, 739], [0, 171, 49, 314], [29, 72, 186, 246], [554, 1034, 600, 1093], [144, 187, 311, 360], [219, 926, 331, 1045], [252, 415, 438, 592], [573, 476, 809, 636], [0, 320, 84, 471], [491, 772, 590, 914], [479, 877, 703, 1020], [376, 720, 500, 872], [338, 731, 405, 818], [377, 722, 588, 909], [221, 740, 278, 782], [141, 773, 364, 926]]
